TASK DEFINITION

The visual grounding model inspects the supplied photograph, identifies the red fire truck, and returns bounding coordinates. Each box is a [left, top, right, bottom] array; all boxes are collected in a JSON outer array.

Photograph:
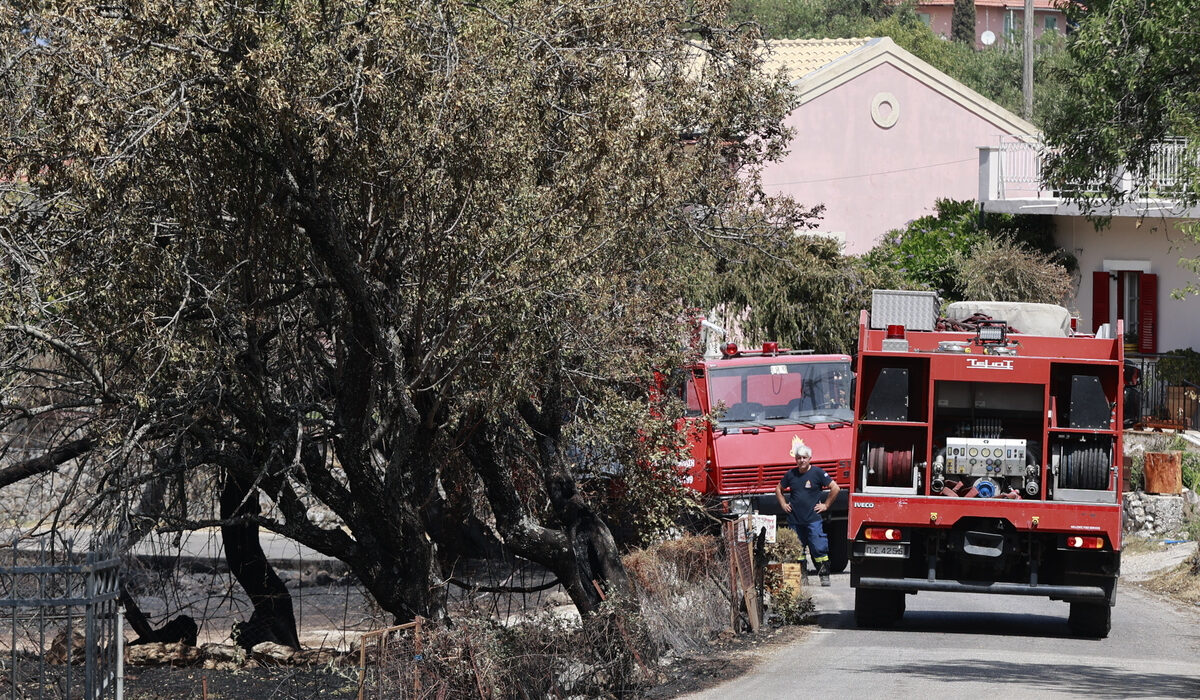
[[679, 341, 855, 571], [848, 291, 1124, 637]]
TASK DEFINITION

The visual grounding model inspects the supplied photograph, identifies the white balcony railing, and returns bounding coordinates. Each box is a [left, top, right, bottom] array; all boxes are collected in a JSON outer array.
[[987, 136, 1195, 204]]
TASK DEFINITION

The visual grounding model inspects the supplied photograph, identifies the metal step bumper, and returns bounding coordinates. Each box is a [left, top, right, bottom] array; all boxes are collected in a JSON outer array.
[[856, 576, 1108, 600]]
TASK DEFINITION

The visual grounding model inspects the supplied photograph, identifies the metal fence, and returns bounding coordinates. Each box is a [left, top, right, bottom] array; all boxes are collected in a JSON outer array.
[[1126, 354, 1200, 431], [0, 536, 122, 700]]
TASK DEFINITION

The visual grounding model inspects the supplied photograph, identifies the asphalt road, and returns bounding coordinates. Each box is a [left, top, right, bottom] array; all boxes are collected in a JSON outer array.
[[682, 569, 1200, 699]]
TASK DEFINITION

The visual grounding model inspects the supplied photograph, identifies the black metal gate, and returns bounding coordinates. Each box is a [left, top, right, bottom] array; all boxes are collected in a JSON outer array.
[[1126, 355, 1200, 430], [0, 536, 121, 700]]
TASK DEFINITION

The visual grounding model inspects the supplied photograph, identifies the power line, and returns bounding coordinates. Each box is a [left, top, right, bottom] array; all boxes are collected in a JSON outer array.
[[764, 156, 976, 187]]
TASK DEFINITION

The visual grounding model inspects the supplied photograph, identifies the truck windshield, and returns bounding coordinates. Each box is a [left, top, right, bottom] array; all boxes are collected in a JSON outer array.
[[708, 361, 852, 425]]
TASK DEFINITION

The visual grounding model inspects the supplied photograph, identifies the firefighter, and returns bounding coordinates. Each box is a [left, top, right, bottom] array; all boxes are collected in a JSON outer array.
[[775, 437, 841, 586]]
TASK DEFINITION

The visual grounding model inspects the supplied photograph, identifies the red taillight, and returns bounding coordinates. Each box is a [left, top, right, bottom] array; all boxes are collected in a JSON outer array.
[[864, 527, 902, 541], [762, 341, 778, 355], [1066, 536, 1104, 549], [886, 324, 906, 339]]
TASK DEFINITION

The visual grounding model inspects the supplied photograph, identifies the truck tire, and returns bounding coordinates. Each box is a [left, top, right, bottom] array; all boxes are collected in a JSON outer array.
[[827, 529, 849, 574], [854, 588, 904, 628], [1068, 601, 1111, 638]]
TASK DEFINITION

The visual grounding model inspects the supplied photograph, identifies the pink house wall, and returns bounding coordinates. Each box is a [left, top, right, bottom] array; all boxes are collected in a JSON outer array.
[[922, 6, 1065, 49], [760, 62, 1024, 254]]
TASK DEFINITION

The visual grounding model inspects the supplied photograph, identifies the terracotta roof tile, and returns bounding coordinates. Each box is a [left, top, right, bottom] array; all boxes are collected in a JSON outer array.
[[762, 38, 874, 81]]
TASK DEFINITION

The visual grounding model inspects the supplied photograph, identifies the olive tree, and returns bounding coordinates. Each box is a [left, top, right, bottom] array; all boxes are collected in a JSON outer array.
[[0, 0, 800, 640]]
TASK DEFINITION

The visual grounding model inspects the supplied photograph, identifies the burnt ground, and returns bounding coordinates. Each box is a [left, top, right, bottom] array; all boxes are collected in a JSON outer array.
[[119, 539, 1196, 698], [642, 624, 812, 698], [124, 665, 361, 699], [118, 535, 812, 699], [120, 624, 813, 699]]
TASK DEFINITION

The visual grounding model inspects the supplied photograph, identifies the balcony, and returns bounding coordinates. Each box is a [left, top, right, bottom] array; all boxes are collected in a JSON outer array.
[[978, 137, 1200, 219]]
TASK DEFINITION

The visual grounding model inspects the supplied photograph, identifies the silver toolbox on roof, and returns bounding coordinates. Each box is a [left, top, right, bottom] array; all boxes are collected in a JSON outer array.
[[870, 289, 940, 331]]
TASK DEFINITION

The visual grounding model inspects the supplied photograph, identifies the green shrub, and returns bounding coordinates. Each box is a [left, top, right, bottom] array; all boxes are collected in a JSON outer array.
[[1128, 453, 1145, 491], [764, 578, 815, 625], [1186, 516, 1200, 543], [865, 199, 986, 300], [766, 525, 805, 563], [1183, 453, 1200, 493], [1158, 348, 1200, 386], [1166, 436, 1200, 491]]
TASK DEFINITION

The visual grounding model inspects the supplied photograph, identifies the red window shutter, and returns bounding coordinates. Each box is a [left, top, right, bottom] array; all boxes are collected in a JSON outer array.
[[1139, 273, 1157, 354], [1092, 271, 1110, 334]]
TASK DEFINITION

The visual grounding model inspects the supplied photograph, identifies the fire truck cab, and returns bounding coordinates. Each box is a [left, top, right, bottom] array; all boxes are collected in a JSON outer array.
[[849, 291, 1124, 637], [679, 341, 855, 571]]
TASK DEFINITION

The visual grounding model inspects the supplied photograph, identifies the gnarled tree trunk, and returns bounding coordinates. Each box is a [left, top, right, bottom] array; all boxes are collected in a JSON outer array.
[[221, 468, 301, 650]]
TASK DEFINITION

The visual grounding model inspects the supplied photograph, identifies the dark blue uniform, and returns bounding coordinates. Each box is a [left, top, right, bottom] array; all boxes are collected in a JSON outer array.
[[779, 465, 832, 566]]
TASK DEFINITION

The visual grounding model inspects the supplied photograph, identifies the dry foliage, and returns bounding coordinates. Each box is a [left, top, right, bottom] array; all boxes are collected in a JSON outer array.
[[765, 526, 804, 563], [359, 605, 659, 699], [623, 535, 732, 654], [953, 237, 1074, 305]]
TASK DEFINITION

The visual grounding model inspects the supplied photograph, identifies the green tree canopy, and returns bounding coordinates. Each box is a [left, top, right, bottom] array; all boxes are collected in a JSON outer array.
[[952, 0, 976, 45], [730, 1, 1072, 126], [700, 233, 907, 354], [1043, 0, 1200, 209], [1041, 0, 1200, 296]]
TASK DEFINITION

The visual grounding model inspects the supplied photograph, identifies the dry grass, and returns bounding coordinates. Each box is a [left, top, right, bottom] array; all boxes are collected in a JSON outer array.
[[1122, 535, 1169, 555], [623, 534, 720, 589], [1141, 551, 1200, 605], [623, 535, 731, 654]]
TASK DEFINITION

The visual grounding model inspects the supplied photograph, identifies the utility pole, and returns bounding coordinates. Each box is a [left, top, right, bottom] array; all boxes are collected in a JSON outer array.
[[1023, 0, 1034, 119]]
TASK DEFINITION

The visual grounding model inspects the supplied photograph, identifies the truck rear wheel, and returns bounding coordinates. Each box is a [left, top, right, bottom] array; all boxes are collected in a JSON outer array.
[[1068, 601, 1111, 638], [854, 588, 904, 628]]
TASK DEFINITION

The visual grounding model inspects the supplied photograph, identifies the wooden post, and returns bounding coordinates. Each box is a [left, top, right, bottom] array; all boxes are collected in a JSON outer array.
[[724, 521, 760, 632], [726, 521, 738, 629], [411, 617, 424, 696], [1144, 451, 1183, 494], [741, 541, 760, 633]]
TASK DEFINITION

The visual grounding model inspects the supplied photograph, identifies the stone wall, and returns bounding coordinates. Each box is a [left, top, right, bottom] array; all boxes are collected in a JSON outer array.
[[1123, 490, 1195, 537]]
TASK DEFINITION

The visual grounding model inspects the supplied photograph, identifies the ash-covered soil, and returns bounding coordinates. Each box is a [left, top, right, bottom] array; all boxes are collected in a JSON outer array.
[[124, 665, 360, 700]]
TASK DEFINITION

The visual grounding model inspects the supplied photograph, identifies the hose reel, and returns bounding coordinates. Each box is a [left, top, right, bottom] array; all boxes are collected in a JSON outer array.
[[864, 443, 915, 488], [1055, 440, 1111, 491]]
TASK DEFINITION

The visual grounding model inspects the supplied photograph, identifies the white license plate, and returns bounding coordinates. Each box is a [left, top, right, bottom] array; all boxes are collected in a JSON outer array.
[[864, 543, 908, 558]]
